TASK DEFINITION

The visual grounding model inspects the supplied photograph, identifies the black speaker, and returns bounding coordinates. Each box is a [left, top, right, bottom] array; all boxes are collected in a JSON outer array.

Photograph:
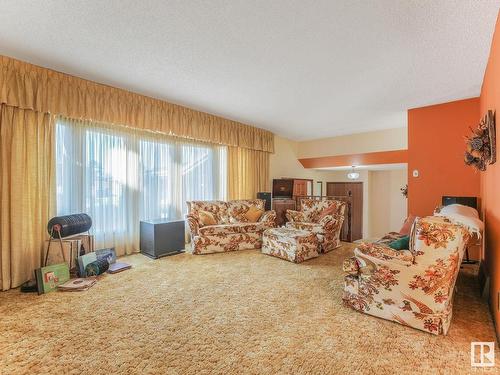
[[257, 192, 272, 211], [140, 219, 185, 259]]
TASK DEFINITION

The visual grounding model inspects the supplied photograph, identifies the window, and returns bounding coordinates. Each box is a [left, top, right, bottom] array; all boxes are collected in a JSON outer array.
[[56, 117, 227, 254]]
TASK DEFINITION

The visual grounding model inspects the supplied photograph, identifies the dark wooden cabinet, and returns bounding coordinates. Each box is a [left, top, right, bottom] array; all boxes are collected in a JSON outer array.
[[293, 179, 308, 196], [272, 199, 296, 226], [271, 178, 314, 226], [273, 178, 312, 198], [327, 182, 363, 241]]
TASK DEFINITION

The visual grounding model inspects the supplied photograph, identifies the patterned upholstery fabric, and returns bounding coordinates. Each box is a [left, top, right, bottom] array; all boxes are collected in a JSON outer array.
[[262, 228, 319, 263], [285, 199, 346, 253], [300, 199, 346, 223], [375, 232, 406, 246], [187, 201, 229, 224], [342, 216, 471, 335], [198, 224, 241, 236], [227, 199, 265, 223], [187, 199, 276, 254], [285, 222, 323, 234], [259, 211, 278, 225], [192, 232, 262, 254], [237, 222, 271, 234], [285, 210, 305, 223], [198, 222, 270, 236]]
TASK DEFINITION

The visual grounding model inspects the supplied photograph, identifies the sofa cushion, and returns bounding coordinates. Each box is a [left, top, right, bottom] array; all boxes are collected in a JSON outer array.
[[199, 210, 217, 226], [188, 201, 229, 224], [197, 222, 270, 236], [198, 224, 241, 236], [245, 206, 264, 222], [227, 199, 265, 223], [286, 222, 324, 235], [237, 222, 270, 234]]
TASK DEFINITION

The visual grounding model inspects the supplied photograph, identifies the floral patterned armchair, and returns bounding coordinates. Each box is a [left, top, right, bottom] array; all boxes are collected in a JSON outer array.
[[342, 216, 471, 335], [285, 199, 346, 252], [186, 199, 276, 255]]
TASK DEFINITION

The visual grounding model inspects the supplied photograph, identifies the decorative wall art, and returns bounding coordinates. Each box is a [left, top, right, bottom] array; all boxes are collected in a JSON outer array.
[[400, 184, 408, 198], [464, 110, 496, 171]]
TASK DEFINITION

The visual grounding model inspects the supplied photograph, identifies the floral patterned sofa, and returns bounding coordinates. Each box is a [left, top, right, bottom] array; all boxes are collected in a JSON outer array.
[[342, 216, 471, 335], [285, 199, 346, 253], [186, 199, 276, 254]]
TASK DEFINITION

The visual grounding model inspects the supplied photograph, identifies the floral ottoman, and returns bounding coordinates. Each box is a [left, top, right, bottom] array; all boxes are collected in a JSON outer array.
[[262, 227, 319, 263]]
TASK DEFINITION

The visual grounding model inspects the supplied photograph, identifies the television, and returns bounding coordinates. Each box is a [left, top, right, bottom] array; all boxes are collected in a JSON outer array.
[[272, 179, 294, 199]]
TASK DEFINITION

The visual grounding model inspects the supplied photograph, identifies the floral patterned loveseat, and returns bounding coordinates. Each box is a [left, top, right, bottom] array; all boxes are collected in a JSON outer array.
[[342, 216, 470, 335], [186, 199, 276, 254], [285, 199, 346, 253]]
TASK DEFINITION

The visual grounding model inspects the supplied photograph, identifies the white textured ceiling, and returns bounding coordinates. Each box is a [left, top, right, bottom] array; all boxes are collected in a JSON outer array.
[[0, 0, 498, 140]]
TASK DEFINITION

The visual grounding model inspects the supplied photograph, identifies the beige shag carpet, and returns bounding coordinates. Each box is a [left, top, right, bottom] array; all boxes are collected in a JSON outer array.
[[0, 243, 498, 374]]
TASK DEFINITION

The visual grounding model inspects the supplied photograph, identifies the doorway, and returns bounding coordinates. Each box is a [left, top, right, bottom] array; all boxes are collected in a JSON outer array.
[[326, 182, 363, 241]]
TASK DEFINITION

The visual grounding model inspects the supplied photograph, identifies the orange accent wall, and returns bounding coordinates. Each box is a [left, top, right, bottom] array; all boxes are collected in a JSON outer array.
[[480, 13, 500, 338], [408, 98, 480, 218], [298, 150, 407, 169]]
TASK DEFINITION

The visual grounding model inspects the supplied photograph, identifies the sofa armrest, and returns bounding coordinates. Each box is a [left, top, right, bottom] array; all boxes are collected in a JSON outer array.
[[318, 214, 340, 231], [334, 212, 346, 224], [285, 221, 323, 233], [286, 209, 305, 222], [343, 245, 413, 292], [343, 256, 360, 276], [259, 210, 277, 226], [355, 242, 414, 267], [186, 213, 200, 237]]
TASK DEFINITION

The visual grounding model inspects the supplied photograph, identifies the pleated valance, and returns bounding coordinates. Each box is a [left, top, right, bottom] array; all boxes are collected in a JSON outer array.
[[0, 55, 274, 152]]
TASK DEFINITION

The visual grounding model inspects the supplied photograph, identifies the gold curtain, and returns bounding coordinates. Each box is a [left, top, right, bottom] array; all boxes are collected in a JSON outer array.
[[0, 54, 275, 290], [0, 104, 55, 290], [0, 55, 274, 153], [228, 147, 270, 200]]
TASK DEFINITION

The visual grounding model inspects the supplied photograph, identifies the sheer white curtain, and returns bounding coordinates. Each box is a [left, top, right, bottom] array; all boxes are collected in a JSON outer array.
[[56, 117, 227, 255]]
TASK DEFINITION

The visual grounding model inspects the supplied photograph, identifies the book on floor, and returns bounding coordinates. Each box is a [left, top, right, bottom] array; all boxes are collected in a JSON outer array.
[[78, 248, 118, 277], [107, 262, 132, 274], [34, 263, 70, 295], [57, 277, 96, 291], [77, 252, 97, 277], [95, 248, 116, 264]]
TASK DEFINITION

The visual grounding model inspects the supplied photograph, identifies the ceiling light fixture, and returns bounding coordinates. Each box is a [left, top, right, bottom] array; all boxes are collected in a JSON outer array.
[[347, 166, 359, 180]]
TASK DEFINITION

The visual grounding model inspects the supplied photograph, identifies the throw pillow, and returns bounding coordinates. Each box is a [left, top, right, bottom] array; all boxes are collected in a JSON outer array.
[[318, 205, 337, 221], [198, 210, 217, 226], [389, 235, 410, 250], [245, 206, 264, 223], [399, 214, 416, 235]]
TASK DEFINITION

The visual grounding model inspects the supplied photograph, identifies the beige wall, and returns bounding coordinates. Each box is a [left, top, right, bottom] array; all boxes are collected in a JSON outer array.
[[269, 137, 371, 237], [270, 136, 343, 195], [297, 127, 407, 159], [270, 135, 407, 239], [369, 169, 408, 238]]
